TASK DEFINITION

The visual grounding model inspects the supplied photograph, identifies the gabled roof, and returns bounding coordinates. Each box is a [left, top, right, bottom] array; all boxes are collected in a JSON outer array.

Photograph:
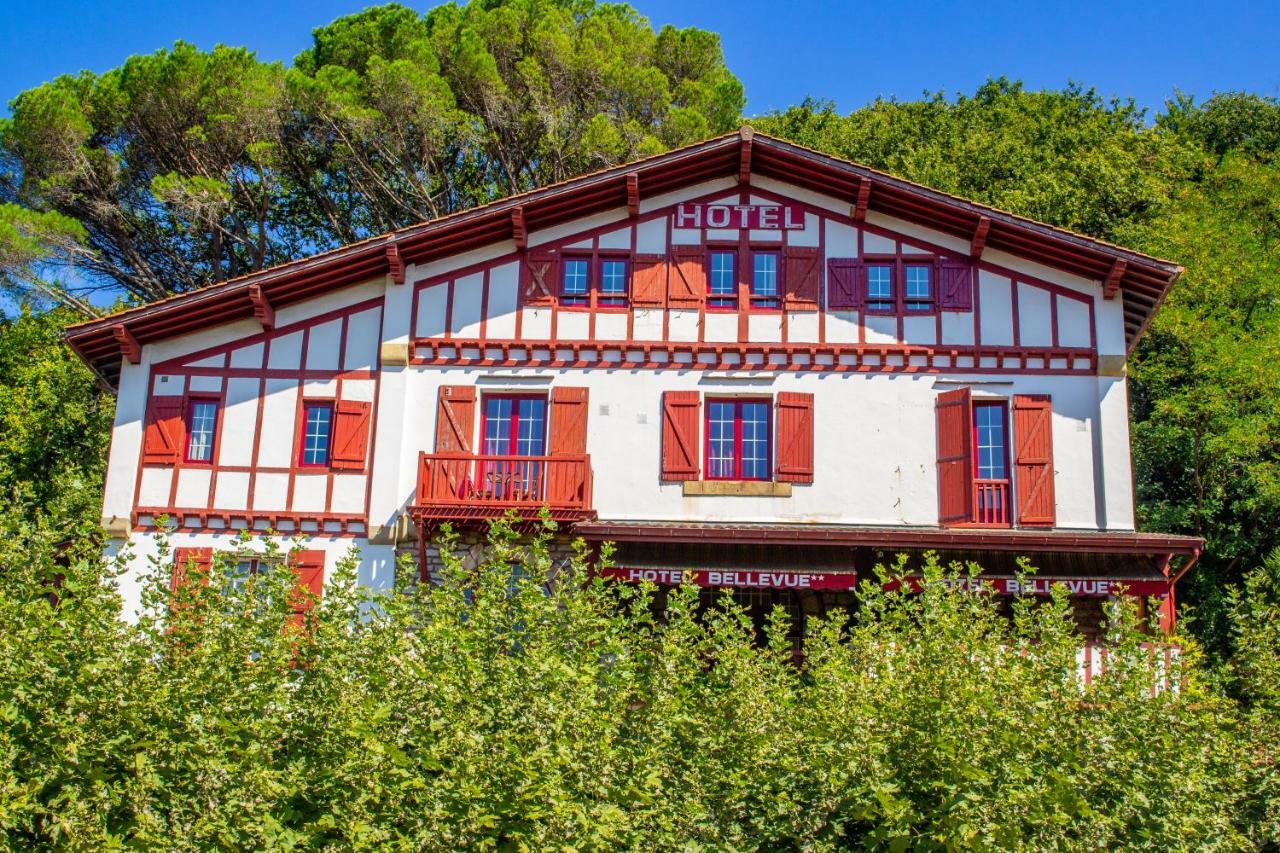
[[65, 127, 1183, 388]]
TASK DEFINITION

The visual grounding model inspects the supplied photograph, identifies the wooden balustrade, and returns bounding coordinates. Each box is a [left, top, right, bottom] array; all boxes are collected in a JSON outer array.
[[415, 452, 594, 518], [973, 479, 1011, 526]]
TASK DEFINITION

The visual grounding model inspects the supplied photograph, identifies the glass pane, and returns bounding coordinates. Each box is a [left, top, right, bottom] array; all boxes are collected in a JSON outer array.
[[752, 253, 777, 297], [709, 252, 736, 296], [515, 398, 546, 456], [562, 259, 589, 304], [707, 400, 737, 479], [974, 404, 1007, 480], [600, 260, 627, 304], [186, 401, 217, 462], [483, 397, 512, 454], [302, 405, 332, 465], [866, 265, 894, 310], [740, 401, 770, 479], [905, 265, 931, 309]]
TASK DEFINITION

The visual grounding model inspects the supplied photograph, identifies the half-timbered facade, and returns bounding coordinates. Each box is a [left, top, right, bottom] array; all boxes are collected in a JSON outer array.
[[68, 128, 1201, 639]]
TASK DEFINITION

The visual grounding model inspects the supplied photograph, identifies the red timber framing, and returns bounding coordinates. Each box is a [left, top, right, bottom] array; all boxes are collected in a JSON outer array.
[[131, 298, 382, 536], [403, 181, 1099, 374], [66, 128, 1181, 390]]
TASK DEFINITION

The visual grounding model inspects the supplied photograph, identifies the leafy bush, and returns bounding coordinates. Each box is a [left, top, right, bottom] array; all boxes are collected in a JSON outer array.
[[0, 518, 1261, 849]]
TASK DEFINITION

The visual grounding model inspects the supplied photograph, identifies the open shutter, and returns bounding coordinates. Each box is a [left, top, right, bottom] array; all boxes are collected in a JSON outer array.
[[783, 247, 820, 310], [1013, 395, 1056, 526], [548, 387, 590, 504], [938, 256, 974, 311], [661, 391, 701, 481], [288, 550, 325, 627], [775, 392, 814, 483], [521, 250, 558, 307], [143, 397, 185, 465], [631, 254, 667, 308], [171, 547, 212, 592], [936, 387, 974, 526], [827, 259, 863, 310], [431, 385, 477, 500], [330, 400, 372, 471], [668, 246, 706, 308]]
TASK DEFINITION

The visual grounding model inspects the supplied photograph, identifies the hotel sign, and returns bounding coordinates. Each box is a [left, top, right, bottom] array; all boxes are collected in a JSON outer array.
[[674, 202, 805, 230], [885, 576, 1171, 598], [601, 566, 858, 591]]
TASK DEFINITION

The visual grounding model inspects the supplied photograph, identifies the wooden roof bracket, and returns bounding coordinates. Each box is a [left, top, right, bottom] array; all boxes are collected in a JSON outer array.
[[970, 215, 990, 259], [738, 127, 753, 185], [626, 173, 639, 217], [852, 176, 871, 223], [1103, 258, 1127, 300], [386, 243, 406, 285], [112, 325, 141, 364], [248, 284, 275, 331], [510, 206, 527, 250]]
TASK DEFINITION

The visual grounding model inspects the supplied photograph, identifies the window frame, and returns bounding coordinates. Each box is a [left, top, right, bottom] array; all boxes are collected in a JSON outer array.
[[706, 248, 739, 311], [704, 397, 773, 482], [749, 249, 781, 311], [863, 254, 941, 317], [863, 261, 897, 315], [596, 255, 630, 310], [557, 253, 632, 311], [298, 401, 335, 468], [479, 393, 549, 458], [183, 397, 220, 465], [971, 400, 1012, 527], [903, 262, 935, 312], [559, 256, 592, 308]]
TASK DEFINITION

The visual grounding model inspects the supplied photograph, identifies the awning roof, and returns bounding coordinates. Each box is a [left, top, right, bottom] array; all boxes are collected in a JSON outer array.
[[66, 127, 1184, 389]]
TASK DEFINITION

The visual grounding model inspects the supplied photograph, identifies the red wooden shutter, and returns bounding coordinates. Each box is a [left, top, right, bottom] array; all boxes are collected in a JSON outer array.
[[775, 392, 814, 483], [936, 387, 974, 526], [431, 385, 477, 501], [1013, 395, 1056, 527], [827, 259, 863, 310], [521, 250, 558, 307], [549, 387, 589, 456], [938, 256, 974, 311], [661, 391, 701, 481], [631, 253, 667, 308], [171, 547, 212, 592], [668, 246, 706, 308], [288, 550, 325, 624], [783, 247, 820, 310], [330, 400, 372, 471], [143, 397, 185, 465]]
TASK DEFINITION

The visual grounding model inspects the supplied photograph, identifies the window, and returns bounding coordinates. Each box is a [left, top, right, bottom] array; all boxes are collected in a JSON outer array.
[[300, 403, 333, 467], [973, 402, 1010, 525], [751, 252, 780, 309], [185, 399, 218, 463], [599, 259, 628, 307], [230, 558, 272, 593], [481, 395, 548, 501], [706, 399, 771, 481], [708, 251, 737, 310], [561, 258, 590, 306], [866, 264, 894, 312], [905, 264, 932, 311]]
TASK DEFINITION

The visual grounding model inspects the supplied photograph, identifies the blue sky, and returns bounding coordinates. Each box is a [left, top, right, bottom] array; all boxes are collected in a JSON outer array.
[[2, 0, 1278, 118]]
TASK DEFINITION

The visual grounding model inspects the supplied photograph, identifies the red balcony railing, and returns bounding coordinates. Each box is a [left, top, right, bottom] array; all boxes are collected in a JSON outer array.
[[414, 452, 594, 522], [973, 479, 1011, 526]]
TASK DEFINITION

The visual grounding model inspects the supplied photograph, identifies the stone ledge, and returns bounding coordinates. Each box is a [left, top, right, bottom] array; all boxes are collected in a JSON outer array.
[[380, 341, 410, 366], [682, 480, 793, 497]]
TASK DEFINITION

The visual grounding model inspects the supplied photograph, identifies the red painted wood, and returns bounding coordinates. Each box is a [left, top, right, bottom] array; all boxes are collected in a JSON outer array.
[[510, 207, 527, 250], [431, 385, 477, 501], [826, 258, 863, 310], [549, 386, 589, 456], [668, 246, 706, 308], [1013, 394, 1056, 526], [775, 391, 814, 483], [661, 391, 701, 481], [171, 547, 212, 592], [936, 387, 974, 526], [630, 253, 667, 308], [782, 246, 820, 311], [288, 549, 325, 628], [938, 256, 974, 311], [330, 399, 372, 471], [143, 397, 185, 465], [113, 326, 142, 364], [415, 451, 592, 512], [521, 250, 558, 307]]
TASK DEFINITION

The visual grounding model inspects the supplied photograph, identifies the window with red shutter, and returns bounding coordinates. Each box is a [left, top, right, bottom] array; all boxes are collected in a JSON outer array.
[[548, 387, 589, 504], [143, 397, 185, 465], [172, 547, 213, 592], [936, 388, 974, 526], [826, 259, 862, 310], [661, 391, 701, 481], [782, 247, 820, 311], [330, 400, 372, 471], [430, 386, 477, 501], [521, 250, 558, 307], [669, 246, 706, 308], [775, 392, 814, 483], [1013, 395, 1056, 526], [630, 254, 667, 308], [288, 549, 325, 629], [938, 256, 974, 311]]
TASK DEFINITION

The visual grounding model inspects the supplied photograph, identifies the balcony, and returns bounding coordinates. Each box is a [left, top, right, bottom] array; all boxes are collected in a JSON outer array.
[[411, 452, 596, 526], [973, 479, 1011, 526]]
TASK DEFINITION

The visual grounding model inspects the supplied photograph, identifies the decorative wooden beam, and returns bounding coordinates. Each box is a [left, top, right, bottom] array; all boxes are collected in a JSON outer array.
[[852, 176, 871, 223], [385, 244, 405, 285], [248, 284, 275, 331], [511, 206, 527, 250], [1103, 258, 1127, 300], [112, 325, 141, 364], [626, 173, 639, 217], [738, 138, 752, 185], [970, 216, 991, 259]]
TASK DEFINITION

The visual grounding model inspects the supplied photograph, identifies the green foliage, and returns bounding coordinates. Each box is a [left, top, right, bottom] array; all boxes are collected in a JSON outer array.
[[0, 518, 1258, 848]]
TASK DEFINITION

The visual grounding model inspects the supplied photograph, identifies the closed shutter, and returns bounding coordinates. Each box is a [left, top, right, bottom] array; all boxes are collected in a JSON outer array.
[[288, 550, 325, 627], [1013, 395, 1056, 526], [827, 259, 863, 310], [432, 385, 476, 500], [329, 399, 372, 470], [936, 387, 974, 526], [143, 397, 185, 465], [938, 256, 974, 311], [548, 386, 589, 504], [783, 246, 820, 310], [661, 391, 701, 481], [631, 254, 667, 308], [668, 246, 706, 308], [521, 250, 558, 307], [775, 392, 814, 483], [171, 547, 213, 592]]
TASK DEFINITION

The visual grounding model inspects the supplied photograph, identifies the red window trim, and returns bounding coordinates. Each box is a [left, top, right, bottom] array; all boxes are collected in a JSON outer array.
[[705, 247, 738, 312], [749, 249, 782, 312], [298, 401, 335, 468], [183, 397, 220, 465], [595, 254, 630, 311], [559, 255, 592, 309], [971, 400, 1012, 527], [479, 393, 549, 456], [559, 253, 632, 312], [863, 253, 940, 317], [703, 397, 773, 482]]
